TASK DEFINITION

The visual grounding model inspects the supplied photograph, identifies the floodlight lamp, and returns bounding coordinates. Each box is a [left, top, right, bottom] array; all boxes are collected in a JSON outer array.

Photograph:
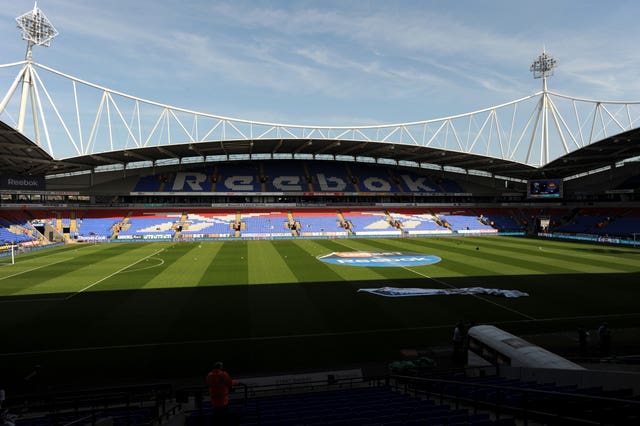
[[530, 51, 557, 79], [16, 2, 59, 48]]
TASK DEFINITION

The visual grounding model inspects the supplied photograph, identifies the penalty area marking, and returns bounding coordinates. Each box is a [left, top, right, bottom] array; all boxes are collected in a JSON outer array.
[[119, 256, 165, 274], [65, 248, 166, 300], [0, 255, 79, 282]]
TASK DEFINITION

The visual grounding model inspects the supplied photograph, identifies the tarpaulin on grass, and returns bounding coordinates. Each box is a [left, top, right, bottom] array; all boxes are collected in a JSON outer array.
[[357, 287, 528, 298]]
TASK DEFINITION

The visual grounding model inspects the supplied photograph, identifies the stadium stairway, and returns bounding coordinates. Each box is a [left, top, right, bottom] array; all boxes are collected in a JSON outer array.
[[336, 210, 355, 235], [287, 211, 301, 236]]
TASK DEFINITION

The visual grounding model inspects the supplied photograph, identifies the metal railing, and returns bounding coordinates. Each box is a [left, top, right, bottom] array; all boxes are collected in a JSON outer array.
[[391, 373, 640, 426]]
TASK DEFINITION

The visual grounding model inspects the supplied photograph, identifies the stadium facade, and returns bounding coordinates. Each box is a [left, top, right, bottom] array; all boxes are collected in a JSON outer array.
[[0, 2, 639, 248]]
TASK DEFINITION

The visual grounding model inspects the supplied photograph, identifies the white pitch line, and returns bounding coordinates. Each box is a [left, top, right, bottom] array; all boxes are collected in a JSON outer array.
[[329, 239, 536, 321], [65, 248, 166, 300], [404, 266, 537, 320], [0, 256, 74, 281], [2, 311, 639, 358]]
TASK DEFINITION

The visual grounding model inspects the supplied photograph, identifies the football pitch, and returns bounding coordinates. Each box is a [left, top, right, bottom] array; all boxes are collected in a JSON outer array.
[[1, 236, 639, 387]]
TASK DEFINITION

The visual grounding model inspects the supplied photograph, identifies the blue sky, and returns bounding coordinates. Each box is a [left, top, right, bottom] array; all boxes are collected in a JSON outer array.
[[1, 0, 640, 128]]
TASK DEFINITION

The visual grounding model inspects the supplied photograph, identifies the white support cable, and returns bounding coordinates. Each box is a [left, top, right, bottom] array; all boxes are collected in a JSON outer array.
[[136, 100, 142, 149], [3, 60, 640, 168], [192, 114, 199, 142], [257, 125, 275, 140], [107, 92, 141, 148], [29, 73, 41, 147], [494, 111, 506, 159], [168, 109, 195, 143], [31, 66, 81, 154], [143, 107, 166, 147], [506, 97, 536, 160], [468, 111, 493, 152], [489, 112, 498, 157], [550, 98, 581, 151], [426, 120, 447, 147], [166, 108, 172, 146], [72, 81, 84, 154], [547, 97, 570, 155], [201, 119, 223, 142], [380, 127, 400, 142], [508, 103, 517, 157], [572, 100, 586, 147], [404, 125, 420, 146], [31, 76, 53, 155], [85, 92, 107, 155], [334, 128, 352, 140], [0, 64, 27, 115], [106, 91, 113, 151], [280, 125, 297, 140], [525, 96, 544, 165], [0, 61, 27, 69], [599, 104, 626, 133], [123, 100, 139, 149], [540, 93, 548, 165], [594, 104, 605, 142], [465, 115, 473, 151]]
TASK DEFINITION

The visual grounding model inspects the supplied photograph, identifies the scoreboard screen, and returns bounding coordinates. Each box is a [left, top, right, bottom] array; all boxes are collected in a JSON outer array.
[[528, 179, 562, 198]]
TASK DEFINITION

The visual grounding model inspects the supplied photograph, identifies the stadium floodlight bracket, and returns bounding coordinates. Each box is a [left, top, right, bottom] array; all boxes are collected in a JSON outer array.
[[16, 1, 59, 56], [530, 50, 557, 81]]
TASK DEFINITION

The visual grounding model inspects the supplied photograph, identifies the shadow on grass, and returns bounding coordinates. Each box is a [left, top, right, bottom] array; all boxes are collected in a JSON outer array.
[[1, 271, 639, 389]]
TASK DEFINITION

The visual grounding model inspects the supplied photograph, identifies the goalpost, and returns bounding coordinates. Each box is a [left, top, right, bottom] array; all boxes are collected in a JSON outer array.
[[0, 244, 16, 266]]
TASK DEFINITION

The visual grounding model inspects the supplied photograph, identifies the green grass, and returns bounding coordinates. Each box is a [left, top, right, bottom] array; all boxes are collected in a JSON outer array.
[[0, 236, 639, 387]]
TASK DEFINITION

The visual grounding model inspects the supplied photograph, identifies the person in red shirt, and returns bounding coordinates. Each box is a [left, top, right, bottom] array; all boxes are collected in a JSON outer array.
[[206, 362, 238, 425]]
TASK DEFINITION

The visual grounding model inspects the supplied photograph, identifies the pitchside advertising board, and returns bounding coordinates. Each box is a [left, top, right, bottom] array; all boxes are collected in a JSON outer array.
[[318, 251, 441, 267], [0, 175, 46, 192]]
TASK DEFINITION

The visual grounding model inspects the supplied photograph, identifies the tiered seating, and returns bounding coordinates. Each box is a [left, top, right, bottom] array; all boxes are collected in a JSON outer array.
[[180, 213, 236, 238], [341, 211, 402, 236], [421, 373, 637, 426], [616, 174, 640, 190], [307, 161, 355, 192], [134, 174, 163, 192], [242, 213, 291, 237], [262, 162, 308, 192], [387, 212, 451, 235], [554, 214, 606, 234], [217, 164, 260, 192], [440, 214, 497, 234], [131, 161, 469, 195], [348, 164, 402, 193], [594, 216, 640, 237], [117, 214, 177, 240], [298, 214, 345, 236], [188, 386, 508, 426], [481, 214, 522, 232], [76, 217, 118, 239], [0, 226, 36, 243]]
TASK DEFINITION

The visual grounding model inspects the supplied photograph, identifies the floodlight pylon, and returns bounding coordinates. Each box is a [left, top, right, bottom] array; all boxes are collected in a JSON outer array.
[[527, 50, 560, 165], [13, 1, 58, 140]]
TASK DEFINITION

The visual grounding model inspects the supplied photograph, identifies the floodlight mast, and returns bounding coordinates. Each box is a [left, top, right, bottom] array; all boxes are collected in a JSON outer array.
[[530, 50, 557, 91], [529, 50, 558, 166], [14, 1, 58, 137]]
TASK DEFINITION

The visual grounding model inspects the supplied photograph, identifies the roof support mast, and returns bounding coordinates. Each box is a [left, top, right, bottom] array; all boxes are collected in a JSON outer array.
[[529, 50, 558, 166], [14, 1, 58, 144]]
